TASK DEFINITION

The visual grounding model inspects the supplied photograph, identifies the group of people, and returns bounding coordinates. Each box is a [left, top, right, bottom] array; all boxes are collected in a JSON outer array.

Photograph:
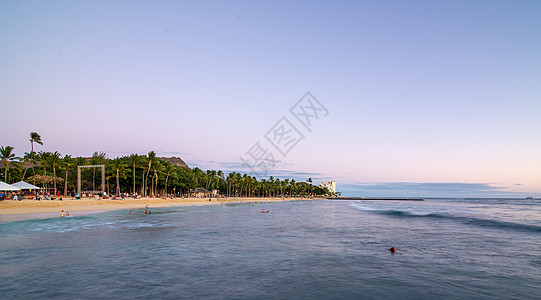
[[129, 204, 152, 215], [60, 210, 71, 217]]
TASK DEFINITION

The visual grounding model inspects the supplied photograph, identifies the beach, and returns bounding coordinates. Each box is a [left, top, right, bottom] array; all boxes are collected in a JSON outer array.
[[0, 196, 312, 222]]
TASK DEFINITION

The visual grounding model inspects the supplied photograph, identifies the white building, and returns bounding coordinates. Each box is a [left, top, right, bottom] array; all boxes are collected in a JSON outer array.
[[319, 180, 336, 194]]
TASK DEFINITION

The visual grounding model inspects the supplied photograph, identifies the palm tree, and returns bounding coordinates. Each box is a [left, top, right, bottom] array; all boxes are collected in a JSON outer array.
[[19, 152, 33, 181], [226, 172, 234, 197], [0, 146, 18, 182], [164, 163, 177, 196], [232, 172, 240, 196], [49, 151, 61, 194], [109, 158, 127, 196], [29, 132, 42, 154], [283, 178, 290, 197], [29, 132, 42, 185], [216, 170, 224, 192], [62, 155, 74, 196], [144, 151, 156, 197], [290, 179, 296, 197], [126, 154, 140, 195], [37, 151, 51, 189], [151, 160, 165, 196], [261, 179, 268, 197], [206, 170, 212, 189]]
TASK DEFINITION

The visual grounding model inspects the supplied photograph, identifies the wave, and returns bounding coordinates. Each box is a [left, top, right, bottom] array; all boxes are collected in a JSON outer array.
[[351, 203, 541, 233]]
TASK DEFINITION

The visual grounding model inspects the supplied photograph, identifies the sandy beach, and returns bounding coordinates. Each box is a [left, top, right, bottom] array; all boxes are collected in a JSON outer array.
[[0, 196, 313, 222]]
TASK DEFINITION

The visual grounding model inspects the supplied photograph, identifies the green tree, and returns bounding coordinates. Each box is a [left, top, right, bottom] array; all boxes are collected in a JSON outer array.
[[109, 158, 127, 196], [19, 152, 32, 181], [62, 155, 75, 196], [126, 154, 140, 195], [164, 163, 177, 196], [49, 151, 62, 194], [37, 151, 51, 189], [29, 132, 43, 185], [151, 160, 165, 196], [216, 170, 224, 192], [0, 146, 18, 182], [290, 179, 296, 196], [144, 151, 156, 197]]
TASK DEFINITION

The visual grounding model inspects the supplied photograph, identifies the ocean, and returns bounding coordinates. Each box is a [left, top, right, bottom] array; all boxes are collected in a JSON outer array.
[[1, 198, 540, 299]]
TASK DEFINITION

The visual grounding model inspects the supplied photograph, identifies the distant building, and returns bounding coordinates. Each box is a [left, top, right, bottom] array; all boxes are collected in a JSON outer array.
[[319, 180, 336, 194], [188, 187, 211, 198]]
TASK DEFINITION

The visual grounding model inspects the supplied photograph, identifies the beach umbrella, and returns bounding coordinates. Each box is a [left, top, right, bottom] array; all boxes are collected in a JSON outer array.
[[0, 181, 21, 191], [11, 181, 39, 190]]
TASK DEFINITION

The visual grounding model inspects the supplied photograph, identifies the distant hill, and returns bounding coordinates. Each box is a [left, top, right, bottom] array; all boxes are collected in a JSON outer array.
[[159, 157, 189, 168]]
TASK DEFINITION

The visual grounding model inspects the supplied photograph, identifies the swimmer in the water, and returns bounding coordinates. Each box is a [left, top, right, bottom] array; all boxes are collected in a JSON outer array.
[[389, 247, 397, 253]]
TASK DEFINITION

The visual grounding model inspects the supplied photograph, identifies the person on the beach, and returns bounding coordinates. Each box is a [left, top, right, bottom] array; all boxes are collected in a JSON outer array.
[[145, 204, 149, 209], [65, 211, 70, 216], [130, 210, 134, 214], [60, 210, 65, 217], [144, 210, 149, 214]]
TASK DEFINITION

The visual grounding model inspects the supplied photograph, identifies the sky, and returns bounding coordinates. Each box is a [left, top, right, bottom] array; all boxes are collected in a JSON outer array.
[[1, 0, 540, 197]]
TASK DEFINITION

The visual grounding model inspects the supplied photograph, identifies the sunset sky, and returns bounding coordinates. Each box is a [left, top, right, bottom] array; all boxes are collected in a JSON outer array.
[[1, 0, 540, 197]]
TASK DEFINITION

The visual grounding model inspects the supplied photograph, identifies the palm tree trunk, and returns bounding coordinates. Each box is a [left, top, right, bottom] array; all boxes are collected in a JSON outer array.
[[145, 165, 151, 197], [165, 175, 169, 196], [142, 171, 145, 196], [43, 166, 46, 189], [53, 166, 57, 194], [64, 169, 69, 196], [116, 169, 120, 196], [132, 164, 135, 195], [22, 167, 28, 181], [151, 174, 154, 196]]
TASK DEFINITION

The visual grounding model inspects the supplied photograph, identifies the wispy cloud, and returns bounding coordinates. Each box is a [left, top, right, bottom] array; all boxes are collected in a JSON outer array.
[[340, 182, 538, 198], [184, 159, 328, 182]]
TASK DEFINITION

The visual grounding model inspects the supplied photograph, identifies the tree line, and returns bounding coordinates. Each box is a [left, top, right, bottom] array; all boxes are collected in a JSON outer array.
[[1, 132, 332, 198]]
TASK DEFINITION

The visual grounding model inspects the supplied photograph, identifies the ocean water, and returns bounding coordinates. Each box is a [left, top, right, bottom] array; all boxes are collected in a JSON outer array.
[[1, 199, 540, 299]]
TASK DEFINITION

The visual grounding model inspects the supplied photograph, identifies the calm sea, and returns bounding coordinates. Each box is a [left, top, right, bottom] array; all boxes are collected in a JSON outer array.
[[1, 199, 540, 299]]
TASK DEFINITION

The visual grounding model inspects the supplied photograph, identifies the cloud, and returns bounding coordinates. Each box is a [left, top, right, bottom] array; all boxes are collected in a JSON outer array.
[[183, 159, 327, 182], [339, 182, 537, 198]]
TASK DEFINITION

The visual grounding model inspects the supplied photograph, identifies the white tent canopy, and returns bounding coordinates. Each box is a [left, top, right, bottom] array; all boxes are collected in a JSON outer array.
[[11, 181, 39, 190], [0, 181, 21, 191]]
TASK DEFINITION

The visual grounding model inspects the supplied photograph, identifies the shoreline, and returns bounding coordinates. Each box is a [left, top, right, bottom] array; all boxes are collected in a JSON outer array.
[[0, 197, 316, 223]]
